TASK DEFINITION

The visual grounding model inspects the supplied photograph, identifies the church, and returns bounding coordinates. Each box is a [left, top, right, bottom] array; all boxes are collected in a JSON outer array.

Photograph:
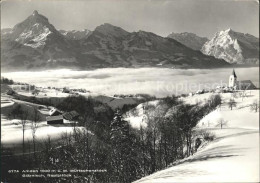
[[229, 69, 257, 90]]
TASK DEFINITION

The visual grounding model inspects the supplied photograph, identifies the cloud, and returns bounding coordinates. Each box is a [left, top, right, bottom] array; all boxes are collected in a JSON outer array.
[[2, 67, 259, 97]]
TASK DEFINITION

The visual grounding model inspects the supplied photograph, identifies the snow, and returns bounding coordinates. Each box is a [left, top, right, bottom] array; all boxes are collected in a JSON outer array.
[[1, 117, 84, 144], [135, 132, 259, 182], [124, 100, 160, 129], [1, 95, 86, 145], [134, 90, 259, 182], [15, 30, 33, 42], [202, 31, 240, 59], [201, 28, 258, 64], [60, 29, 92, 40], [24, 26, 51, 48]]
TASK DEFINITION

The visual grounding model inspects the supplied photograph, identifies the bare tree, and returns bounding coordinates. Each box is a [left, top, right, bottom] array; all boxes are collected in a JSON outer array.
[[216, 118, 228, 129], [239, 89, 247, 101], [228, 99, 237, 110], [250, 100, 259, 112], [20, 110, 29, 156], [9, 104, 29, 156], [143, 103, 164, 172], [208, 94, 222, 109], [31, 107, 41, 160], [232, 92, 238, 98]]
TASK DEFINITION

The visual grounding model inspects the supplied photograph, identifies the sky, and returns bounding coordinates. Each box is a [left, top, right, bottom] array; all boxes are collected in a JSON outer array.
[[1, 0, 259, 38]]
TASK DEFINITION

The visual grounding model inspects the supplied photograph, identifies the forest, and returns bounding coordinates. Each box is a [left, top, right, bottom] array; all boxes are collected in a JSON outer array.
[[1, 94, 221, 183]]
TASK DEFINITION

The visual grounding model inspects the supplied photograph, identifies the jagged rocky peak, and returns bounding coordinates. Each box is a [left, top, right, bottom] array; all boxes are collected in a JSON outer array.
[[217, 28, 235, 37], [12, 10, 51, 33], [3, 9, 67, 49], [201, 28, 259, 64], [33, 10, 39, 16]]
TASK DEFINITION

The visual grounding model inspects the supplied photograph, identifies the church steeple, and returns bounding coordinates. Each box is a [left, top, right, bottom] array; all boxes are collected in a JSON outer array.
[[229, 69, 238, 88], [232, 69, 237, 78]]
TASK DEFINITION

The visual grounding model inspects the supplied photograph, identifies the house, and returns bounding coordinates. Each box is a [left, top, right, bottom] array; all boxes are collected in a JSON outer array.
[[195, 89, 204, 95], [236, 80, 257, 90], [62, 87, 70, 93], [6, 89, 16, 95], [63, 111, 79, 121], [49, 108, 62, 116], [46, 115, 63, 124], [47, 108, 64, 124]]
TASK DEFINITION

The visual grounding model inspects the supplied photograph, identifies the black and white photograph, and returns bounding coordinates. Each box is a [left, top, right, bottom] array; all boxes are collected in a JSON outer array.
[[0, 0, 259, 182]]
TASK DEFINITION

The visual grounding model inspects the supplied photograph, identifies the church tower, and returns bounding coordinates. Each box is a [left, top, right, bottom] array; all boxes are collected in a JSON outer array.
[[229, 69, 237, 88]]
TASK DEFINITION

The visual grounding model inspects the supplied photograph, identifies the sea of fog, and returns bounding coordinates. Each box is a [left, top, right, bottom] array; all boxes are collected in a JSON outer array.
[[2, 67, 259, 97]]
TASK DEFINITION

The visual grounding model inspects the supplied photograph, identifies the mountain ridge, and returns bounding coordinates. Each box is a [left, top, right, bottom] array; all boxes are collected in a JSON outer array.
[[167, 32, 209, 51], [1, 10, 231, 72]]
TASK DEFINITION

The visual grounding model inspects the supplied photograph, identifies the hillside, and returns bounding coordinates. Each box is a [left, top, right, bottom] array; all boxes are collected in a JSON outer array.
[[134, 90, 259, 182], [167, 32, 208, 51], [1, 11, 230, 72], [201, 28, 259, 65]]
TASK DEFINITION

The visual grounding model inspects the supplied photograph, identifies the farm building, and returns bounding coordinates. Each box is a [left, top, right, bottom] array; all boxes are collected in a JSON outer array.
[[237, 80, 257, 90], [63, 111, 79, 121], [49, 108, 62, 116], [46, 115, 64, 124], [6, 89, 16, 95]]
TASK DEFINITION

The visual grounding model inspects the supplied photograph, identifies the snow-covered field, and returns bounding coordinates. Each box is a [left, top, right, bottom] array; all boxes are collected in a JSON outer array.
[[134, 90, 259, 182], [2, 67, 259, 97], [1, 116, 82, 145], [1, 87, 137, 148], [1, 94, 84, 146]]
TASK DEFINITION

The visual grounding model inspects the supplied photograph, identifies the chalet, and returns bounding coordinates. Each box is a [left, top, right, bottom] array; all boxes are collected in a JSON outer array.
[[47, 108, 64, 124], [49, 108, 62, 116], [63, 111, 79, 121], [62, 88, 70, 93], [6, 89, 16, 95], [46, 115, 63, 124]]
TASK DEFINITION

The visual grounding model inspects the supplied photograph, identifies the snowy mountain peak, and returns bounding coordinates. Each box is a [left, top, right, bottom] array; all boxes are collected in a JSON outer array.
[[2, 10, 68, 50], [202, 29, 259, 64], [225, 28, 232, 32]]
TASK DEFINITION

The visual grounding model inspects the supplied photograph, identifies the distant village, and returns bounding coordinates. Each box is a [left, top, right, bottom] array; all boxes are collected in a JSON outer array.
[[189, 69, 256, 96], [2, 69, 257, 126]]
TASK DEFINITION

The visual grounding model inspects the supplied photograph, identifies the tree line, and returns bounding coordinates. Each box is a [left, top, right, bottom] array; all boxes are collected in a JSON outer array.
[[2, 94, 222, 183]]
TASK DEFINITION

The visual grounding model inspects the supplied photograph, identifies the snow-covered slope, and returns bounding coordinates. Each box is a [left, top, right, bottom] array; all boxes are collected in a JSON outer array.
[[135, 130, 259, 182], [201, 29, 259, 64], [134, 90, 259, 182], [168, 32, 208, 51], [124, 100, 160, 128], [3, 10, 66, 49], [1, 10, 76, 71], [59, 29, 92, 40]]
